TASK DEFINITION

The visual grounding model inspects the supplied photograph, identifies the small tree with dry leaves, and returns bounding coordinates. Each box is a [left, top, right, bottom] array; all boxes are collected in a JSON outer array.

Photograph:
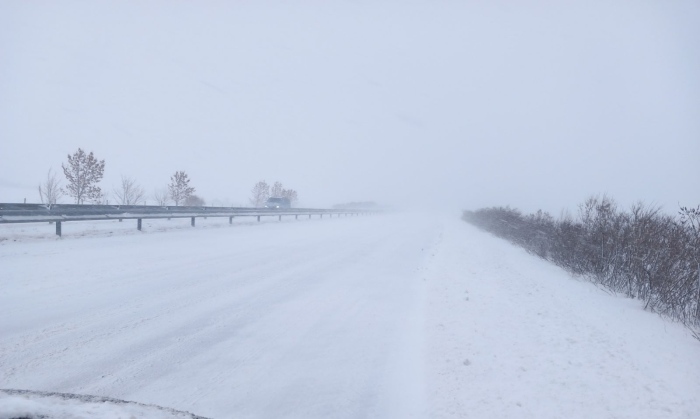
[[168, 171, 195, 206], [249, 180, 270, 207], [270, 181, 284, 198], [62, 148, 105, 204]]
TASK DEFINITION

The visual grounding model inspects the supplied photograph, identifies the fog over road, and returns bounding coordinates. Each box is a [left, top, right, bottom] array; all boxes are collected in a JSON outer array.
[[1, 214, 699, 418]]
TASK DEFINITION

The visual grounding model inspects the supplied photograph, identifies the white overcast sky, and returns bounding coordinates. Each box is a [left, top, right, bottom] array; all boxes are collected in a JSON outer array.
[[1, 0, 698, 213]]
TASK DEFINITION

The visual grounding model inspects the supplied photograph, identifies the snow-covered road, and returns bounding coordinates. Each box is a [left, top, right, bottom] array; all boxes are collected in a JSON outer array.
[[1, 214, 699, 418]]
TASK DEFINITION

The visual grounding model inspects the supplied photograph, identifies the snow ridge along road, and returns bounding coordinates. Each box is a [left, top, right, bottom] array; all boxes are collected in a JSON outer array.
[[1, 213, 699, 418]]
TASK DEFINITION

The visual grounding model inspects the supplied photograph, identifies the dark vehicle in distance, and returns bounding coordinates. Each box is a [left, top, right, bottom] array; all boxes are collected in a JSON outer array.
[[265, 197, 291, 209]]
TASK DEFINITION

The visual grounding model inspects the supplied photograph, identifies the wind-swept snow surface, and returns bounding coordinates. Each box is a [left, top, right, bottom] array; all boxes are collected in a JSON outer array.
[[425, 219, 700, 419], [1, 215, 429, 418], [1, 214, 699, 418]]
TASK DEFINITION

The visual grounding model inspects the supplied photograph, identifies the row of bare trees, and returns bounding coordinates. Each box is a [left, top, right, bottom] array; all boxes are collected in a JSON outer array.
[[249, 180, 299, 207], [38, 149, 299, 208], [462, 196, 700, 328], [37, 149, 203, 206]]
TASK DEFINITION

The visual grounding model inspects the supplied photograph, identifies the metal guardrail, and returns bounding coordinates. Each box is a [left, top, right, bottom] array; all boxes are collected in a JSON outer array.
[[0, 203, 374, 237]]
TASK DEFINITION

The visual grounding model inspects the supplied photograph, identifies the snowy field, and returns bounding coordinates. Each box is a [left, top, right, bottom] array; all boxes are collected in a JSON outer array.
[[1, 213, 699, 418]]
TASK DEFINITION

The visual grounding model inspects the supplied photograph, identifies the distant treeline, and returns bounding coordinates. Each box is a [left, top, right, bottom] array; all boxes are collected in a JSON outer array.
[[462, 196, 700, 330]]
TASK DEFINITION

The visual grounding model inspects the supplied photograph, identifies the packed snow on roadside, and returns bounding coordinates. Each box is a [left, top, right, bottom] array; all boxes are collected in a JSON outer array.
[[0, 390, 207, 419], [0, 215, 284, 243], [1, 213, 699, 418]]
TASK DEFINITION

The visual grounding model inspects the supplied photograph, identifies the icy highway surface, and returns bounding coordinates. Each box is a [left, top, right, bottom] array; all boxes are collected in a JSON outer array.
[[1, 214, 699, 418]]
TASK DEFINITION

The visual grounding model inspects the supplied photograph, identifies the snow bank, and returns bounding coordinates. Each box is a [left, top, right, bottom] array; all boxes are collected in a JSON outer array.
[[424, 217, 700, 418]]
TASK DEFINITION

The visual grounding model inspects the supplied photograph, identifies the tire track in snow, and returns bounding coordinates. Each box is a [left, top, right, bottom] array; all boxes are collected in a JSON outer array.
[[2, 228, 386, 390], [1, 214, 437, 418]]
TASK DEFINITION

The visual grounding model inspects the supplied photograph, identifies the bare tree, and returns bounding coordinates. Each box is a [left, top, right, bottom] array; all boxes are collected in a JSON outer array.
[[168, 171, 195, 206], [153, 188, 170, 206], [38, 168, 64, 205], [270, 181, 284, 198], [62, 148, 106, 204], [113, 176, 145, 205], [249, 180, 270, 207], [184, 194, 206, 206], [281, 188, 298, 206]]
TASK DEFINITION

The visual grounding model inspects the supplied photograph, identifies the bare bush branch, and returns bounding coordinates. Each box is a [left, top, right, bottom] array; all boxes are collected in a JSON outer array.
[[463, 197, 700, 327], [38, 168, 64, 205], [152, 188, 170, 206], [113, 176, 145, 205]]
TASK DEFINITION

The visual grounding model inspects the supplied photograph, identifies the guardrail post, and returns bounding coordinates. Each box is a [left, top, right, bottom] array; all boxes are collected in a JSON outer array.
[[229, 216, 233, 224], [295, 214, 298, 220], [257, 215, 261, 222], [308, 214, 311, 219], [191, 217, 195, 227], [56, 221, 62, 237], [278, 215, 282, 221], [137, 218, 142, 231], [320, 214, 323, 219]]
